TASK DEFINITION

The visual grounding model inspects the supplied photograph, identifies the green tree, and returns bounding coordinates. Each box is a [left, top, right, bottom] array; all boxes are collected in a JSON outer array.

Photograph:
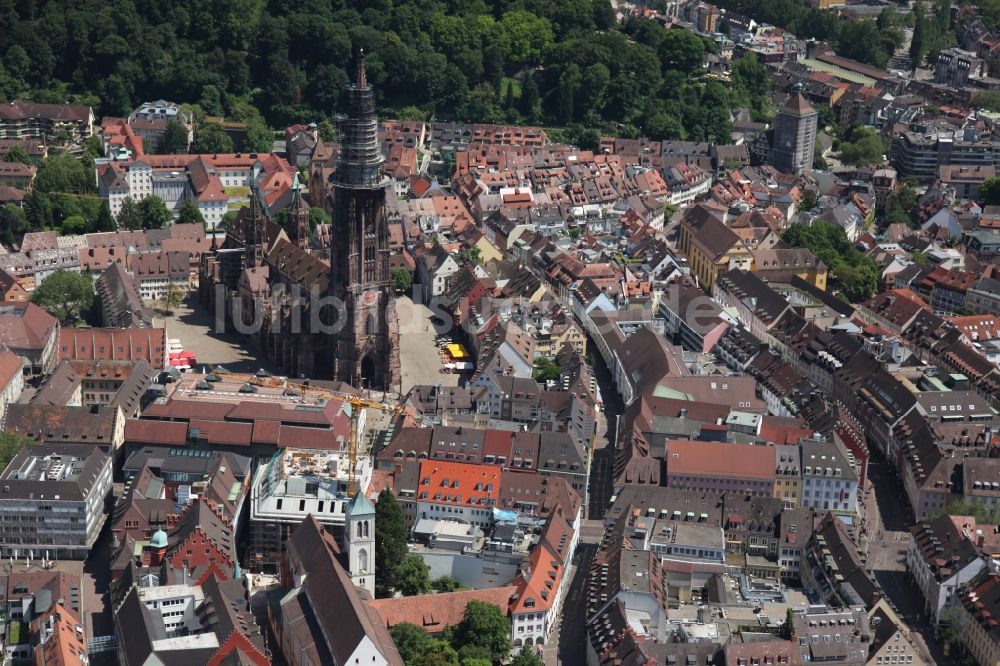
[[176, 199, 206, 228], [2, 145, 31, 165], [164, 281, 185, 312], [198, 84, 224, 116], [62, 214, 86, 234], [657, 29, 706, 72], [31, 269, 94, 325], [138, 195, 171, 230], [220, 210, 239, 230], [157, 120, 190, 155], [511, 647, 544, 666], [245, 117, 273, 153], [34, 155, 91, 194], [432, 576, 461, 593], [0, 432, 34, 470], [374, 488, 408, 598], [415, 642, 460, 666], [814, 103, 835, 130], [391, 623, 437, 665], [193, 123, 234, 154], [910, 3, 927, 71], [94, 201, 117, 233], [981, 176, 1000, 205], [532, 357, 561, 383], [396, 553, 432, 596], [117, 197, 143, 231], [456, 246, 481, 266], [392, 268, 413, 294], [308, 207, 330, 230], [316, 118, 336, 142], [451, 601, 512, 664], [783, 221, 879, 302], [836, 127, 886, 165], [518, 72, 540, 121], [800, 192, 818, 211], [976, 91, 1000, 112], [0, 203, 28, 246], [498, 10, 554, 66]]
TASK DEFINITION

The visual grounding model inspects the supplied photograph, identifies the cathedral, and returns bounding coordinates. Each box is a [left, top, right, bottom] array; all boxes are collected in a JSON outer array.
[[199, 54, 401, 389]]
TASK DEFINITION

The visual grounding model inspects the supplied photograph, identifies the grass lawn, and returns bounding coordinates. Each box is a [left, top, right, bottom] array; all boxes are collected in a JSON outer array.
[[500, 77, 521, 99]]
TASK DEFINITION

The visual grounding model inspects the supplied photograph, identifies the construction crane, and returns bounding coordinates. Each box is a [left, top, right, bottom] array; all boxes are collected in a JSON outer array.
[[214, 369, 403, 496]]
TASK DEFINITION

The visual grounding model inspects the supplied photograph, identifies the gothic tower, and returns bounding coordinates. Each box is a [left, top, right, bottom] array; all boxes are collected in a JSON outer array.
[[289, 174, 310, 250], [245, 187, 267, 268], [329, 51, 400, 390], [345, 492, 375, 598], [769, 92, 818, 176]]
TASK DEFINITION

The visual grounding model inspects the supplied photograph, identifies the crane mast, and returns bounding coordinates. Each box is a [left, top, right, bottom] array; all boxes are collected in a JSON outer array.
[[218, 371, 403, 496]]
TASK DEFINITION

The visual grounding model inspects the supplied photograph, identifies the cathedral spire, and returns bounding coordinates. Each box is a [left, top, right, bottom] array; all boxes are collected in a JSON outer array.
[[357, 49, 367, 89], [289, 173, 309, 250], [246, 185, 266, 268]]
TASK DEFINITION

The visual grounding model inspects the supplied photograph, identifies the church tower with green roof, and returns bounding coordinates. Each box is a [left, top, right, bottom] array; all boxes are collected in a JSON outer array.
[[345, 491, 375, 597]]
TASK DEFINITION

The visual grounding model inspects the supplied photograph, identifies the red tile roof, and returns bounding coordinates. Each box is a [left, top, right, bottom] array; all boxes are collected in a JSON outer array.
[[417, 460, 501, 508], [0, 349, 23, 389], [667, 439, 776, 481], [0, 301, 57, 350], [58, 328, 166, 368], [368, 586, 517, 634]]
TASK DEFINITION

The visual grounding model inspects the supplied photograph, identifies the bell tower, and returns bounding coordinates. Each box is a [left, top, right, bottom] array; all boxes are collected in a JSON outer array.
[[328, 50, 400, 391], [345, 492, 375, 598]]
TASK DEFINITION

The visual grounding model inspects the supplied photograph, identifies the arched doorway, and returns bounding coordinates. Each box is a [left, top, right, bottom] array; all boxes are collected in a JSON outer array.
[[360, 353, 378, 389]]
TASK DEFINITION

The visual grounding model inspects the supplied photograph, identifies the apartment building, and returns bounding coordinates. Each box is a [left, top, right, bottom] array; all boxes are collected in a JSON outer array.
[[0, 101, 93, 143], [0, 444, 112, 559]]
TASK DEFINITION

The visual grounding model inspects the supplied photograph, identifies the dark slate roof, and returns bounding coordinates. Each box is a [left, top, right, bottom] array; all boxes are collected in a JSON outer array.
[[287, 517, 404, 666], [266, 238, 330, 292], [0, 443, 108, 502]]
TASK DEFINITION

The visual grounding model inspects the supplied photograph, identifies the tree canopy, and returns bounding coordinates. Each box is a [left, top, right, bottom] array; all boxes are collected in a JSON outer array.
[[981, 177, 1000, 206], [782, 221, 879, 302], [0, 0, 861, 144], [176, 199, 205, 227], [532, 357, 561, 383], [395, 553, 432, 597], [0, 432, 34, 470], [451, 601, 513, 665], [835, 126, 886, 166], [374, 488, 408, 598], [30, 269, 94, 325], [157, 120, 189, 154], [511, 647, 545, 666]]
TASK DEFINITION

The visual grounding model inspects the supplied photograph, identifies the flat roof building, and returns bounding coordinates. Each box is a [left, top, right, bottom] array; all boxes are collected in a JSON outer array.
[[248, 448, 372, 571], [0, 444, 112, 559]]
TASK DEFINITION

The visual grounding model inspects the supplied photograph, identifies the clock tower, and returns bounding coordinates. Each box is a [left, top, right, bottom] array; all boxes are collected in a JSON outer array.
[[328, 51, 400, 391]]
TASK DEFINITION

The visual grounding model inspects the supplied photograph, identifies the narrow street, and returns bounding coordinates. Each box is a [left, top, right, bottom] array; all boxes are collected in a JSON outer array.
[[546, 543, 597, 666], [585, 335, 623, 520], [867, 455, 946, 666]]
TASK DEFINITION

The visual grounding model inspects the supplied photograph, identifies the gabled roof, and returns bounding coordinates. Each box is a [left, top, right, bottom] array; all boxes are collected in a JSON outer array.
[[286, 517, 404, 666]]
